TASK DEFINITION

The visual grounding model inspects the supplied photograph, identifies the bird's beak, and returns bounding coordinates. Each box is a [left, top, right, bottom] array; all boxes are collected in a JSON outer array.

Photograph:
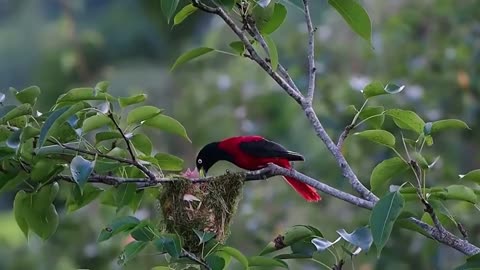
[[199, 167, 206, 177]]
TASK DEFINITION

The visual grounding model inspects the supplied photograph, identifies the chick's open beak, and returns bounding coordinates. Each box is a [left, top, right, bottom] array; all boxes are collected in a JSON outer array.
[[199, 167, 206, 177]]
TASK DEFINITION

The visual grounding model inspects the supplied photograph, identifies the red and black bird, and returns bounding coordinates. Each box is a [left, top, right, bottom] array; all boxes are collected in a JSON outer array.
[[196, 136, 321, 202]]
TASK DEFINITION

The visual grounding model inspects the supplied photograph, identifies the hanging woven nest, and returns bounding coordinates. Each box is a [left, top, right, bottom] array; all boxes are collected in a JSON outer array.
[[158, 172, 245, 253]]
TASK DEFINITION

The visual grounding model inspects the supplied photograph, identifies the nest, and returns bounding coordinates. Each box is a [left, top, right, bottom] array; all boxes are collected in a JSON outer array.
[[158, 172, 245, 253]]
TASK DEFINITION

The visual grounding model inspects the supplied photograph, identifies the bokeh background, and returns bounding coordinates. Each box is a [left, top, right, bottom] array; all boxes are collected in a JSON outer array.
[[0, 0, 479, 269]]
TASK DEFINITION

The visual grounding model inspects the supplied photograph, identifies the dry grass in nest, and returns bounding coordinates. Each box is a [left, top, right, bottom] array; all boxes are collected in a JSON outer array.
[[158, 172, 245, 253]]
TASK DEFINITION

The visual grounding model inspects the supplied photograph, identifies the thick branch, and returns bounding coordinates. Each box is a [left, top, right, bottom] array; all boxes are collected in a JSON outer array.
[[56, 165, 479, 255], [408, 217, 480, 255], [303, 107, 378, 202]]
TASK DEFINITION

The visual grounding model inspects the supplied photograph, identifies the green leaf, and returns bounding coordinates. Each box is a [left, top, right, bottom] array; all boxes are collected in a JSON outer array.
[[161, 0, 180, 23], [248, 256, 288, 268], [131, 222, 157, 242], [155, 152, 184, 171], [229, 41, 246, 55], [259, 3, 287, 34], [0, 171, 27, 193], [70, 156, 95, 188], [119, 94, 147, 108], [0, 104, 32, 124], [15, 184, 60, 240], [144, 114, 190, 141], [290, 239, 317, 257], [13, 191, 30, 237], [127, 105, 162, 124], [131, 134, 153, 155], [328, 0, 372, 43], [82, 114, 111, 133], [264, 35, 278, 71], [385, 109, 425, 134], [432, 185, 477, 204], [0, 126, 12, 142], [206, 255, 226, 270], [370, 191, 405, 257], [370, 157, 409, 194], [274, 253, 311, 260], [359, 106, 385, 129], [95, 81, 110, 93], [31, 159, 64, 182], [171, 47, 214, 71], [431, 119, 470, 134], [219, 246, 248, 268], [336, 226, 372, 251], [0, 147, 15, 161], [67, 184, 103, 212], [15, 85, 41, 106], [173, 4, 197, 26], [218, 0, 235, 9], [116, 183, 137, 211], [193, 229, 216, 244], [120, 241, 148, 265], [354, 130, 395, 148], [95, 131, 122, 144], [20, 126, 40, 142], [35, 142, 80, 156], [97, 216, 140, 242], [362, 81, 384, 99], [460, 169, 480, 184], [38, 103, 86, 148], [455, 253, 480, 270], [153, 234, 182, 258], [56, 88, 114, 103], [28, 204, 59, 240]]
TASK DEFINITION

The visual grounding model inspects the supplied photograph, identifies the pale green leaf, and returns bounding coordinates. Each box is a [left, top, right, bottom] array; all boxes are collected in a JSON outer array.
[[369, 191, 404, 257], [328, 0, 372, 43]]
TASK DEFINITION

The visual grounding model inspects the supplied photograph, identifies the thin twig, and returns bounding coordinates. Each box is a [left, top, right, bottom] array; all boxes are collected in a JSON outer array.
[[182, 249, 212, 270], [107, 112, 156, 180], [107, 112, 136, 161], [337, 124, 354, 149]]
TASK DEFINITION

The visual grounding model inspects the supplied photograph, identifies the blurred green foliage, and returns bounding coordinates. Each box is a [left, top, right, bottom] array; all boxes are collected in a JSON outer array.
[[0, 0, 479, 269]]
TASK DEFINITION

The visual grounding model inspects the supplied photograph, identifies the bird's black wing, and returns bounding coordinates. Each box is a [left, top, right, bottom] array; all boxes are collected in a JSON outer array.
[[239, 138, 304, 161]]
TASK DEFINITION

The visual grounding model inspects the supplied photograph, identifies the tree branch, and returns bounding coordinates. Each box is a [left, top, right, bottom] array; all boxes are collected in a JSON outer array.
[[189, 0, 479, 256], [196, 2, 304, 104], [244, 22, 301, 94], [302, 0, 316, 103], [107, 112, 156, 180], [56, 164, 479, 255], [182, 249, 212, 270], [303, 107, 378, 202]]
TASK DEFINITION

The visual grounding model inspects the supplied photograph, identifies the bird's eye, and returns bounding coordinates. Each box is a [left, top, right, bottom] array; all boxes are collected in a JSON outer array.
[[197, 158, 203, 164]]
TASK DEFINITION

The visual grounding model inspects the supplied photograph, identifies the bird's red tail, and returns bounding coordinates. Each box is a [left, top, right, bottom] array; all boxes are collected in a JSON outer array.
[[278, 161, 321, 202]]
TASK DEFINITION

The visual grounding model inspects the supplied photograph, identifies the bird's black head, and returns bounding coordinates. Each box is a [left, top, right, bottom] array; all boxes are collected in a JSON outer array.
[[196, 142, 231, 174]]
